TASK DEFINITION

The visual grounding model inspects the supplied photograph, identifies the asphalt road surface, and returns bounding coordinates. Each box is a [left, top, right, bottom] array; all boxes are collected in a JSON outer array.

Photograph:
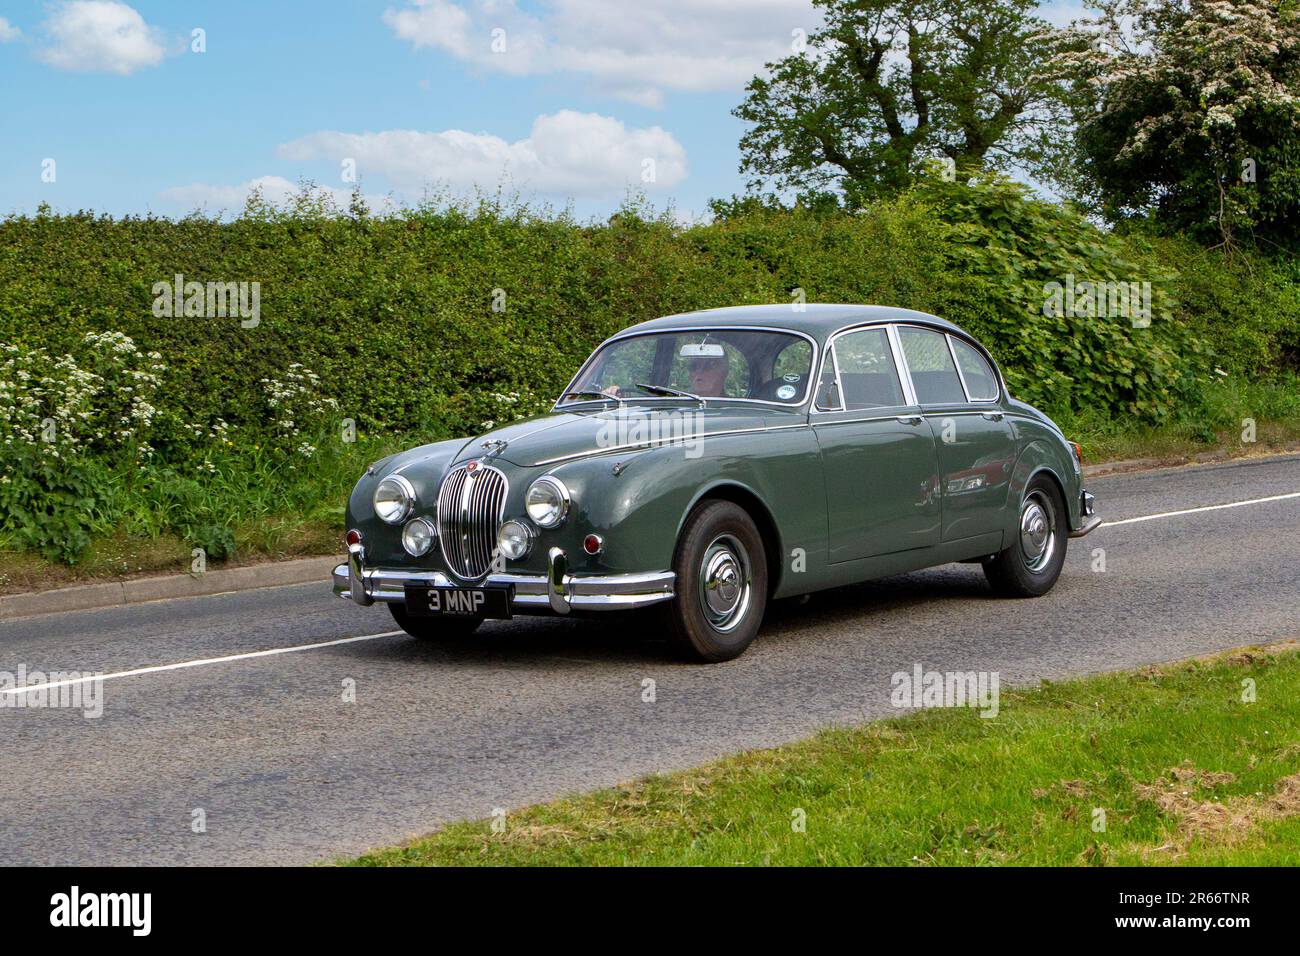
[[3, 454, 1297, 865]]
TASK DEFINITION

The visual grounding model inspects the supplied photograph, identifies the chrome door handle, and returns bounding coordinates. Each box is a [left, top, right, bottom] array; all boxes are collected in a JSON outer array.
[[981, 411, 1004, 421], [897, 415, 924, 425]]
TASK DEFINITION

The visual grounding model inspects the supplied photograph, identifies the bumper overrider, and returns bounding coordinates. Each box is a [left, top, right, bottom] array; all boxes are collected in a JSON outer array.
[[1069, 490, 1101, 538], [333, 544, 675, 614]]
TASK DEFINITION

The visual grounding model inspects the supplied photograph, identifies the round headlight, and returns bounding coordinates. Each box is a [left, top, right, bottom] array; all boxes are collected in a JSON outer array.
[[525, 476, 570, 529], [373, 475, 415, 525], [401, 517, 435, 557], [497, 519, 533, 561]]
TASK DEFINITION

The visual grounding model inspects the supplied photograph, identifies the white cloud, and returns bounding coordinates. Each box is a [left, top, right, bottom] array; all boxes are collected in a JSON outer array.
[[0, 18, 22, 42], [276, 110, 687, 198], [382, 0, 819, 106], [38, 1, 165, 75], [157, 176, 392, 214]]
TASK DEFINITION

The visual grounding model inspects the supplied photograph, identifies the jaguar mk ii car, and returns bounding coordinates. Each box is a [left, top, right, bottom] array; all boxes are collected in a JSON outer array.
[[334, 304, 1100, 662]]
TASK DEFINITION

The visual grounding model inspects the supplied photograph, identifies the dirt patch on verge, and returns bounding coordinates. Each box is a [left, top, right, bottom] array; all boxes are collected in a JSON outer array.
[[1145, 641, 1300, 677], [1133, 761, 1300, 858]]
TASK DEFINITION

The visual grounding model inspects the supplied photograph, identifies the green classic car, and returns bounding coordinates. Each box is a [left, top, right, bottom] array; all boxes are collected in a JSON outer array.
[[334, 304, 1100, 662]]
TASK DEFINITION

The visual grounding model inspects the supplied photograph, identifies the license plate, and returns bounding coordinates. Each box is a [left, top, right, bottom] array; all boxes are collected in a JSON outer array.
[[403, 584, 513, 619]]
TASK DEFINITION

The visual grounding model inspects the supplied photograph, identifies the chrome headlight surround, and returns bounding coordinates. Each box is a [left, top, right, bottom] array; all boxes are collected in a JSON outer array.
[[496, 519, 534, 560], [525, 476, 570, 529], [373, 474, 416, 525], [401, 517, 436, 557]]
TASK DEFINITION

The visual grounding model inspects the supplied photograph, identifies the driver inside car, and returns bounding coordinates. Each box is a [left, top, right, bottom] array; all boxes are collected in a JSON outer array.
[[598, 352, 730, 399], [687, 354, 729, 397]]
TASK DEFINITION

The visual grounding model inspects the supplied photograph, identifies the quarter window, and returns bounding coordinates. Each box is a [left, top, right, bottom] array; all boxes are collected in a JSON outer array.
[[898, 327, 966, 405], [950, 337, 1000, 401]]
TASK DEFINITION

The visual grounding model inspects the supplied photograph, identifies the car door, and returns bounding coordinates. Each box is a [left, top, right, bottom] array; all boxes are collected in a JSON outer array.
[[812, 324, 941, 564], [895, 325, 1015, 543]]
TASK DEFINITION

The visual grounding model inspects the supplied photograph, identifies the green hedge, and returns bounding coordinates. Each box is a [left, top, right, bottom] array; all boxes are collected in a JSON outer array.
[[3, 180, 1297, 564], [1, 182, 1295, 444]]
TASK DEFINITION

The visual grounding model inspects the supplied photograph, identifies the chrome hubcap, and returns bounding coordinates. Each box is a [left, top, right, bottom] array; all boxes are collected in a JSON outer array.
[[699, 534, 752, 632], [1019, 491, 1056, 573]]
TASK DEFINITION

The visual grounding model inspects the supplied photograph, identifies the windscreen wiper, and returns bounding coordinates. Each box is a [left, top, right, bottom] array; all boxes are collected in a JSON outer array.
[[634, 383, 704, 404], [560, 389, 625, 405]]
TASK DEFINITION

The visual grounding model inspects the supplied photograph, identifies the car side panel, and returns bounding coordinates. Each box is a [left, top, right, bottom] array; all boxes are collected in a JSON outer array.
[[923, 408, 1017, 542], [543, 424, 830, 597]]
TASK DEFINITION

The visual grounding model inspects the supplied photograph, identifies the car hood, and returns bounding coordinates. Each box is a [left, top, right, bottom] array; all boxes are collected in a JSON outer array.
[[453, 403, 789, 468]]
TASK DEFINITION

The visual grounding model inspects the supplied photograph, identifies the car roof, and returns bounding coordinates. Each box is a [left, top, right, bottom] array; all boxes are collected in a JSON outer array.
[[614, 304, 971, 343]]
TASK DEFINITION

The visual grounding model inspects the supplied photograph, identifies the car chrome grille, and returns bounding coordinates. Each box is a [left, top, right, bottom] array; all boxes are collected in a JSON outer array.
[[436, 464, 507, 580]]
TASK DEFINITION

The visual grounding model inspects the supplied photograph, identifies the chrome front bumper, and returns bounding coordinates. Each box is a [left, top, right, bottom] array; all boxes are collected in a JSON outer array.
[[1070, 490, 1101, 538], [333, 547, 675, 613]]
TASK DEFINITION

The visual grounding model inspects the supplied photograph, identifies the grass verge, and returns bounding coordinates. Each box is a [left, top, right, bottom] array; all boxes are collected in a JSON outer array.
[[346, 643, 1300, 866]]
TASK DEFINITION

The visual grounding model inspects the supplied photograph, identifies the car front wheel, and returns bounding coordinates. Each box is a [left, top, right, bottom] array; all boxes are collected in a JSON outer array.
[[667, 500, 768, 662], [982, 474, 1067, 597]]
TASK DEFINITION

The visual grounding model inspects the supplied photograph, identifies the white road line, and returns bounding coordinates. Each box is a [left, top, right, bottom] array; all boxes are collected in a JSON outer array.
[[3, 490, 1296, 698], [0, 630, 404, 697], [1102, 491, 1300, 528]]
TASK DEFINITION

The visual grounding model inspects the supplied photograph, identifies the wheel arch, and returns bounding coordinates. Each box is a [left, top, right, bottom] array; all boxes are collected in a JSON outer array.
[[1004, 452, 1074, 546], [1026, 465, 1069, 516], [679, 481, 784, 597]]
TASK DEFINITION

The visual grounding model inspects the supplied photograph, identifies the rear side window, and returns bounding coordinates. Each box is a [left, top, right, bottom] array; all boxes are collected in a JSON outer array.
[[950, 337, 999, 401], [898, 327, 966, 404], [830, 328, 905, 409]]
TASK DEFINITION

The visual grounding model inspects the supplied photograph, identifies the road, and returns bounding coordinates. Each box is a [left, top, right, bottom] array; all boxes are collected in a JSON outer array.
[[2, 454, 1297, 865]]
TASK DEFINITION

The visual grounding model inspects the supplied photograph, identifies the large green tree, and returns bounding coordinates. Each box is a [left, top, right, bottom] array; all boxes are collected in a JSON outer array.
[[732, 0, 1081, 207], [1062, 0, 1300, 247]]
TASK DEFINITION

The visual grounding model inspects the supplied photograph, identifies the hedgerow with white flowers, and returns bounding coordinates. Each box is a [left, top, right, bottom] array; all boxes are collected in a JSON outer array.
[[0, 333, 342, 562]]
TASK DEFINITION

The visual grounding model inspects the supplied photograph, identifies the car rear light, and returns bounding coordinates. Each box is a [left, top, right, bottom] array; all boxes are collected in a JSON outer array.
[[1070, 442, 1083, 464], [345, 529, 362, 547], [583, 534, 603, 555]]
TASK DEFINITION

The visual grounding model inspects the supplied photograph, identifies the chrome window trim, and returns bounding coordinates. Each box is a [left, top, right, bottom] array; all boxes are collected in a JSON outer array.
[[813, 342, 837, 411], [553, 324, 821, 411], [886, 323, 918, 407], [945, 333, 972, 401], [829, 340, 845, 410], [811, 413, 919, 428], [811, 322, 911, 415], [815, 336, 847, 411], [946, 334, 1000, 404]]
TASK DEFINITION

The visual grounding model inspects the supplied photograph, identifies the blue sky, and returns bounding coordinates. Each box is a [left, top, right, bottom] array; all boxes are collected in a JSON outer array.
[[0, 0, 1084, 222]]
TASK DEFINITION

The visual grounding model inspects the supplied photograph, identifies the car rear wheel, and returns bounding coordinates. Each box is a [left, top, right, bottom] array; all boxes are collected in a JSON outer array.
[[982, 474, 1067, 597], [388, 602, 484, 640], [666, 500, 768, 663]]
